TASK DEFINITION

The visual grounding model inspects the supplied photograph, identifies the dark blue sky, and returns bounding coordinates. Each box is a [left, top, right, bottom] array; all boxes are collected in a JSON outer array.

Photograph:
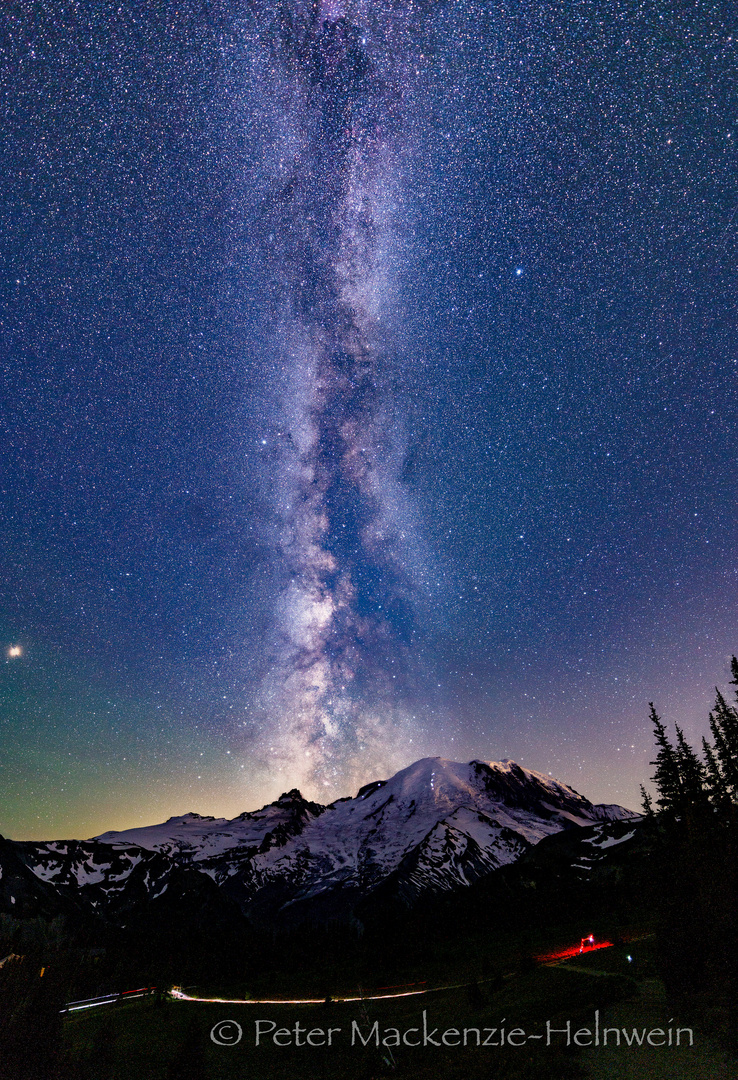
[[1, 1, 736, 838]]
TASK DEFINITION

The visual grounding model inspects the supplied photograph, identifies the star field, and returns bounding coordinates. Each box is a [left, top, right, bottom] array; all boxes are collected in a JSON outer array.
[[0, 1, 735, 838]]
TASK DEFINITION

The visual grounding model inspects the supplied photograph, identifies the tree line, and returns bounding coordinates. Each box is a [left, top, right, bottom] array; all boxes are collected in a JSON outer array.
[[643, 655, 738, 817], [641, 656, 738, 1049]]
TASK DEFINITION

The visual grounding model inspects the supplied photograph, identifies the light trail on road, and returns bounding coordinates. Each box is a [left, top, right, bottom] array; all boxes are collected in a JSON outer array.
[[170, 983, 468, 1006]]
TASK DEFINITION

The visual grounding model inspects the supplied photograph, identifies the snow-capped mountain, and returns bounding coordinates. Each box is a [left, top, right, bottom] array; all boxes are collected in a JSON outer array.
[[2, 758, 638, 927]]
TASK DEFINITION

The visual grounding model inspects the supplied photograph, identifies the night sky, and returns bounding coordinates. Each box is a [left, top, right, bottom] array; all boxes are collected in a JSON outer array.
[[1, 1, 736, 839]]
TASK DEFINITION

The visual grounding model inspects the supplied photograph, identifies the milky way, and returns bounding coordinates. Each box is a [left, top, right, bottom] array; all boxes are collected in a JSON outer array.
[[246, 1, 433, 792], [1, 2, 736, 837]]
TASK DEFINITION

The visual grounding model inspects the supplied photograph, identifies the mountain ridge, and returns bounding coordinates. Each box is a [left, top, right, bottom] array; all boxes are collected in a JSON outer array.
[[2, 757, 638, 928]]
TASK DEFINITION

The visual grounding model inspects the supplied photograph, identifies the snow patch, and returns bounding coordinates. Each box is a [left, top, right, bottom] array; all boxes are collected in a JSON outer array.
[[589, 829, 636, 849]]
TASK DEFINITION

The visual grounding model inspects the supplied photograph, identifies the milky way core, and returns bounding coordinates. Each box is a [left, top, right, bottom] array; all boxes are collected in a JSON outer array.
[[247, 2, 432, 793]]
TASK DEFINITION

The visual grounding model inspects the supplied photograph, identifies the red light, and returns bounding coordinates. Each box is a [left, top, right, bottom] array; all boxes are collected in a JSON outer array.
[[535, 939, 613, 964]]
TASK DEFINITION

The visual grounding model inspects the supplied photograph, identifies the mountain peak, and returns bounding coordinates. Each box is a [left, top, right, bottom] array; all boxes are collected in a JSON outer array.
[[276, 788, 304, 803]]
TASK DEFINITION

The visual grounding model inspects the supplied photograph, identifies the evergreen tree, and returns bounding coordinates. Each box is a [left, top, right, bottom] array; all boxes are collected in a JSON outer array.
[[649, 704, 684, 812], [674, 723, 708, 807], [702, 735, 728, 808], [730, 654, 738, 690], [710, 689, 738, 796], [639, 784, 654, 817]]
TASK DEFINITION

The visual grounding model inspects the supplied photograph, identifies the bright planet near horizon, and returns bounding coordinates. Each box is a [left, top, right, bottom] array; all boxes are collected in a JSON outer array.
[[0, 2, 735, 841]]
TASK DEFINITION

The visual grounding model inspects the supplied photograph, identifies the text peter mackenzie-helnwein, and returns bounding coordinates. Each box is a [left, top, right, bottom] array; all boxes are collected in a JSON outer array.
[[210, 1010, 695, 1050]]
